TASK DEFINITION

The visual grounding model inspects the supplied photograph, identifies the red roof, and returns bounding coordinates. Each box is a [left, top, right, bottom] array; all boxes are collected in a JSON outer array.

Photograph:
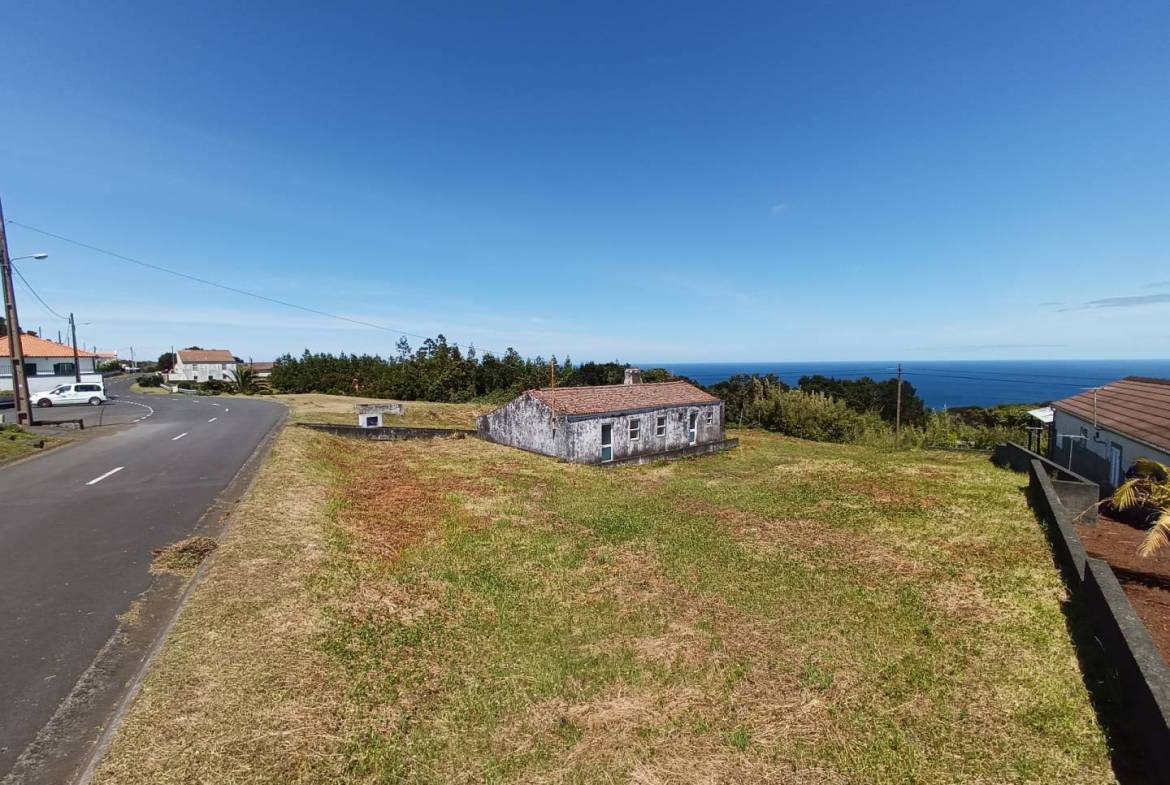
[[1, 333, 98, 358], [1053, 376, 1170, 452], [177, 349, 236, 363], [530, 380, 719, 416]]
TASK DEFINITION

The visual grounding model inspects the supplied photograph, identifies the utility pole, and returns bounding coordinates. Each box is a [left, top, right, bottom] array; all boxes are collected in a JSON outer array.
[[69, 313, 81, 382], [895, 362, 903, 448], [0, 196, 33, 424]]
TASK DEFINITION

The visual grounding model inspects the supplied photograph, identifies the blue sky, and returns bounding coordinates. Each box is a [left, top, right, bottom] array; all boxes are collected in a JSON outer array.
[[2, 2, 1168, 363]]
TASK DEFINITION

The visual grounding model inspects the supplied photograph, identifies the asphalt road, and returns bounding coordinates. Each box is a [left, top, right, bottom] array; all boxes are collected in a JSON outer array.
[[0, 378, 284, 779]]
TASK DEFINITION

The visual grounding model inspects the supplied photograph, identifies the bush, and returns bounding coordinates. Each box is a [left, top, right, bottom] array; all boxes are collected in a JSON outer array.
[[744, 389, 880, 443], [136, 373, 164, 388]]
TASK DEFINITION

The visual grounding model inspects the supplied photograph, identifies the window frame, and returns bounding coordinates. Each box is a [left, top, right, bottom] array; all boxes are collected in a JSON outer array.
[[655, 414, 666, 437], [705, 409, 714, 426], [629, 417, 640, 441]]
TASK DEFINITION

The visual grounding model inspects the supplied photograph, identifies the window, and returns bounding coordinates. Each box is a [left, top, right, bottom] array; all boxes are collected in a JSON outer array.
[[54, 362, 76, 376], [687, 412, 698, 445], [705, 409, 714, 426], [365, 415, 379, 427], [629, 418, 640, 440], [655, 415, 666, 436]]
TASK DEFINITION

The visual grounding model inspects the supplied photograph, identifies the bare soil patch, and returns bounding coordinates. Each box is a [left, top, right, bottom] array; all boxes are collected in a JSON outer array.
[[1077, 514, 1170, 664]]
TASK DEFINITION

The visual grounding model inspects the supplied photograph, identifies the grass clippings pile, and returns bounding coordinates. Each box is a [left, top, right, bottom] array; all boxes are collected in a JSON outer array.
[[150, 536, 219, 574], [94, 415, 1114, 784]]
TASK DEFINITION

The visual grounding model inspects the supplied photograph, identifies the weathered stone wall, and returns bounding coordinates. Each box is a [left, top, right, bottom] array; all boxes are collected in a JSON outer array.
[[565, 403, 723, 464], [478, 396, 725, 464], [476, 393, 569, 458]]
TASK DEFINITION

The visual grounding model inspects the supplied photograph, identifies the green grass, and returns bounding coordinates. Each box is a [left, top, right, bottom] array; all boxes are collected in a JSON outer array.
[[0, 424, 51, 462], [129, 382, 172, 395], [94, 425, 1114, 784]]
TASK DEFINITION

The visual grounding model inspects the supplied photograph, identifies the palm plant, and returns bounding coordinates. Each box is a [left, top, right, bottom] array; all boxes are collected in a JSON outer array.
[[1110, 458, 1170, 557], [229, 366, 257, 394]]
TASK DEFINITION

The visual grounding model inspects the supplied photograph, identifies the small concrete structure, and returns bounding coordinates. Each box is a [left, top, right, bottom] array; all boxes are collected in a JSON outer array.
[[478, 371, 735, 465], [356, 402, 405, 428]]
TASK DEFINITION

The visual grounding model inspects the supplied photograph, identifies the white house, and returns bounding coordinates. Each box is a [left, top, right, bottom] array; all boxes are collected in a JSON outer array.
[[0, 334, 102, 396], [1051, 376, 1170, 489], [168, 349, 238, 382]]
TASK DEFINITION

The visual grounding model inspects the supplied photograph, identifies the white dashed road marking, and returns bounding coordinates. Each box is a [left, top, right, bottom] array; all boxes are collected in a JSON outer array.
[[120, 400, 155, 423], [207, 417, 217, 423], [172, 432, 188, 441], [86, 467, 124, 486]]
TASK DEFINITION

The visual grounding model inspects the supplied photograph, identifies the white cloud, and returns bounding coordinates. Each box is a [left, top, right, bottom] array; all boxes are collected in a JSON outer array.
[[770, 202, 788, 216]]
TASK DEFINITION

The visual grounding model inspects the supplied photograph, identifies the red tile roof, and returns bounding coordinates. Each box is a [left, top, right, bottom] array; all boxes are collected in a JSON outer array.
[[1053, 376, 1170, 452], [1, 333, 98, 358], [530, 380, 720, 416], [177, 349, 236, 363]]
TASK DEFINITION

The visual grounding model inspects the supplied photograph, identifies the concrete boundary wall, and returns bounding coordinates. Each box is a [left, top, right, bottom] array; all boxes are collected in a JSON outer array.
[[297, 423, 474, 440], [1082, 558, 1170, 774], [1028, 460, 1088, 584], [1006, 451, 1170, 772], [994, 442, 1099, 523]]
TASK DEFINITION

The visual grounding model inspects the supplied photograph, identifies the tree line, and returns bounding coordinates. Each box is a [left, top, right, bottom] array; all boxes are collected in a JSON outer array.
[[266, 336, 671, 402]]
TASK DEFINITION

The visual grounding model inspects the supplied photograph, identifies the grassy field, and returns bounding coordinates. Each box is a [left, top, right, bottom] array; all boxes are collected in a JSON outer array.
[[93, 402, 1114, 784], [269, 392, 487, 428], [0, 424, 53, 463]]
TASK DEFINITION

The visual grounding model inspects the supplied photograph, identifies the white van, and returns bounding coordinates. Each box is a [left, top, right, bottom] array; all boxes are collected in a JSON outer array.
[[34, 382, 108, 407]]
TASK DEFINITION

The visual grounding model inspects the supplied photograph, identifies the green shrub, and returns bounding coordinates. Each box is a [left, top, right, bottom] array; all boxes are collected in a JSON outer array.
[[745, 389, 879, 443], [137, 373, 164, 388]]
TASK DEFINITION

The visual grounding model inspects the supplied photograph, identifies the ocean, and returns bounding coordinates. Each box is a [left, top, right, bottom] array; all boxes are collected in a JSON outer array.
[[651, 360, 1170, 409]]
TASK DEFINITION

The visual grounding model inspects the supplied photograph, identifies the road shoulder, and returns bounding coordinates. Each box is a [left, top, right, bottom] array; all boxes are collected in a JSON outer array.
[[3, 408, 287, 785]]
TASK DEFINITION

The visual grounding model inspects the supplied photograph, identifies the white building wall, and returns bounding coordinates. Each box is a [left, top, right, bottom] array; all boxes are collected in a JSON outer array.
[[1053, 408, 1170, 486], [0, 356, 100, 394], [170, 358, 238, 382]]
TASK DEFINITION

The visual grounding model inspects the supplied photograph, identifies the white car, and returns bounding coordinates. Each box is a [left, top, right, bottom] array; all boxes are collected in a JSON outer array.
[[35, 383, 108, 407]]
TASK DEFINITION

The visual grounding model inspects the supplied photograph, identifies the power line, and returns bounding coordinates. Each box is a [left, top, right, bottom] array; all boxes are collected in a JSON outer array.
[[903, 366, 1117, 383], [6, 219, 514, 357], [10, 261, 69, 321], [900, 371, 1096, 390]]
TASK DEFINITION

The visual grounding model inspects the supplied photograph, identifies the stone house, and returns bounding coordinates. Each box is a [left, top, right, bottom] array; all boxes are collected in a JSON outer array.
[[477, 369, 736, 465], [1051, 376, 1170, 490]]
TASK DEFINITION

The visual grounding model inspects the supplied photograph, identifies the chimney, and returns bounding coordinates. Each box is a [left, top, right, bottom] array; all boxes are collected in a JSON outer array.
[[624, 367, 643, 385]]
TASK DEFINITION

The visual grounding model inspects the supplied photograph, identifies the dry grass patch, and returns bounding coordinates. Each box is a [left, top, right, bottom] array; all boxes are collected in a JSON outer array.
[[270, 392, 487, 429], [93, 426, 346, 785], [94, 421, 1114, 784]]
